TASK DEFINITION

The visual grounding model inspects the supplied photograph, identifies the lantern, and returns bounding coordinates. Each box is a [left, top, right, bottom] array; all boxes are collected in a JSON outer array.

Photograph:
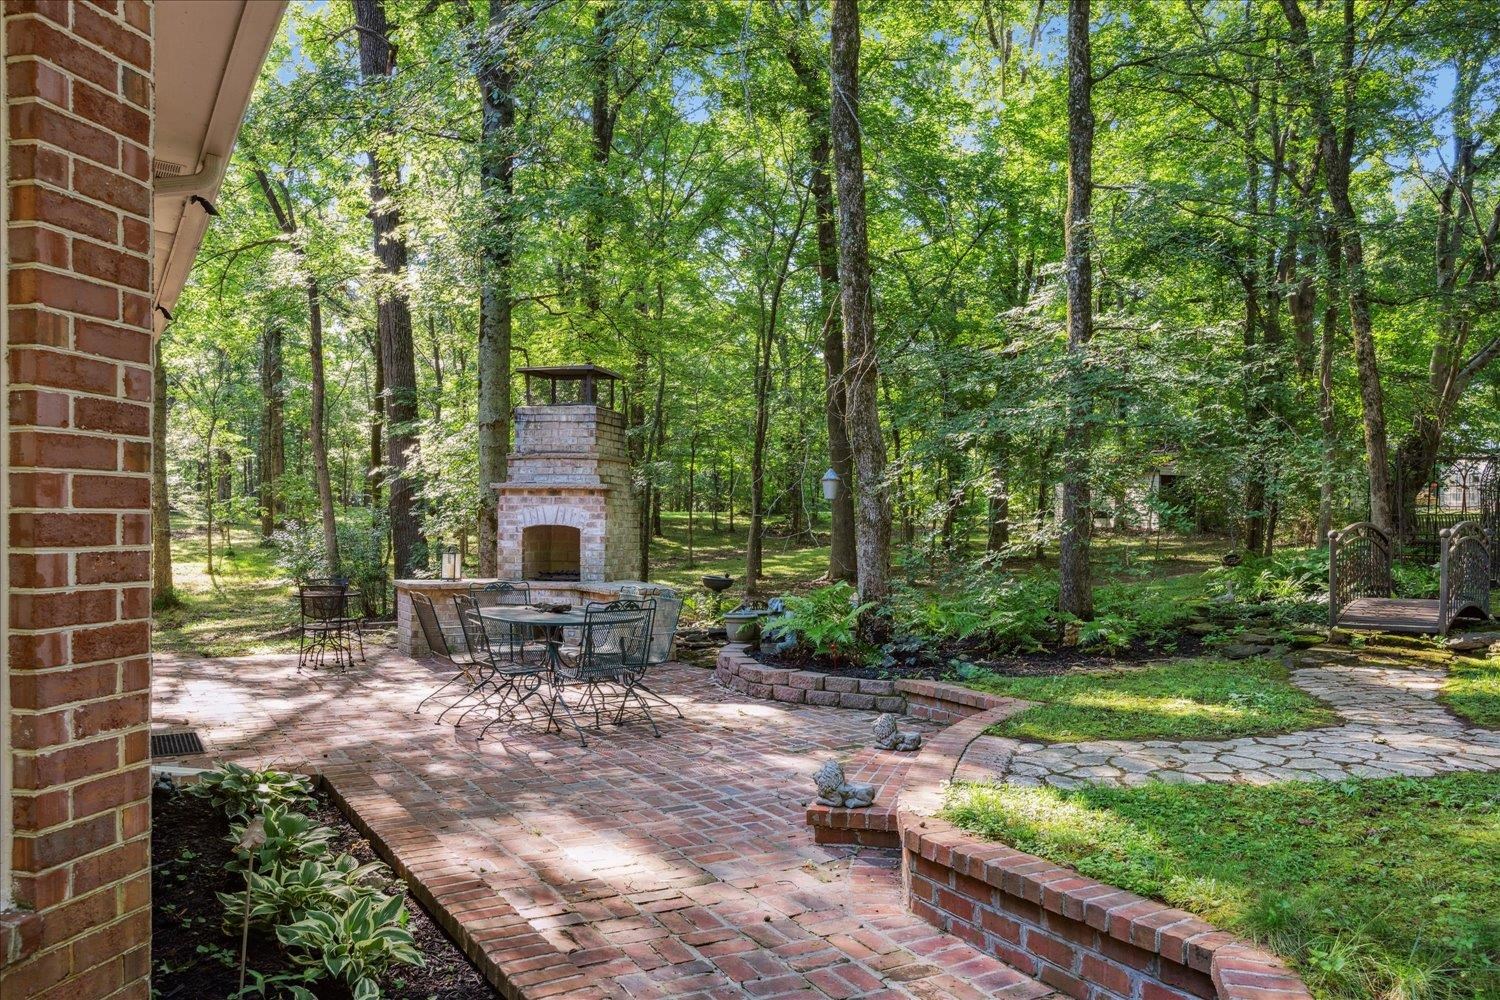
[[821, 468, 841, 501], [440, 545, 461, 581]]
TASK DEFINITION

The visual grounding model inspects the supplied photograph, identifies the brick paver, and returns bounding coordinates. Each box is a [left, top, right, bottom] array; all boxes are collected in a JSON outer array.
[[955, 645, 1500, 789], [153, 649, 1055, 999]]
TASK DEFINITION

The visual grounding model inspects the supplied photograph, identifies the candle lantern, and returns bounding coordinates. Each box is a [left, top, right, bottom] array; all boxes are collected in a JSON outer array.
[[440, 545, 461, 581]]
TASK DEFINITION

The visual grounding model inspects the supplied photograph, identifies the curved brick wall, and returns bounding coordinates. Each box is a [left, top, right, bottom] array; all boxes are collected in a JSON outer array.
[[714, 645, 1312, 999]]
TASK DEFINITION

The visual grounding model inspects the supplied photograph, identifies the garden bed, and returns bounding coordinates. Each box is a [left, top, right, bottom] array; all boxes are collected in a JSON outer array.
[[152, 780, 494, 1000], [751, 626, 1213, 680]]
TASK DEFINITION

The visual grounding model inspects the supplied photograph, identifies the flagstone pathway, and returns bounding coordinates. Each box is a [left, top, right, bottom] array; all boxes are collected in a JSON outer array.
[[955, 646, 1500, 789]]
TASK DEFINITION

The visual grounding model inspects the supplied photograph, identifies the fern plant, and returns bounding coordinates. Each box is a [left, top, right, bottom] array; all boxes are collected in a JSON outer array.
[[764, 582, 875, 665]]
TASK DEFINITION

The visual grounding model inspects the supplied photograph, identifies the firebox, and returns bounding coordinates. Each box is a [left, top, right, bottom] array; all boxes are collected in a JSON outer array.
[[494, 365, 640, 582]]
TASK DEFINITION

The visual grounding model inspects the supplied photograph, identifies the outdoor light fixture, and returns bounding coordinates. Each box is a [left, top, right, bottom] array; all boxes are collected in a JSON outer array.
[[440, 545, 461, 580], [822, 468, 841, 501]]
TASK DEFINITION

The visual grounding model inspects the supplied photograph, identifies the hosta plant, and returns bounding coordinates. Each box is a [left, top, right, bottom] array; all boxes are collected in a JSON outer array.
[[228, 805, 333, 872], [276, 894, 425, 1000], [218, 854, 391, 930], [190, 762, 313, 820]]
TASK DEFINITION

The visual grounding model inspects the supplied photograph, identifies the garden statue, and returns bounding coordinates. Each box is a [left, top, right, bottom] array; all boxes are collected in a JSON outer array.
[[812, 760, 876, 809], [760, 597, 798, 655], [873, 713, 923, 752]]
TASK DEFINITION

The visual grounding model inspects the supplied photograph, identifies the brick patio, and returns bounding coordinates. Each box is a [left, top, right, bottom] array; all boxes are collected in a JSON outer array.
[[152, 648, 1055, 999]]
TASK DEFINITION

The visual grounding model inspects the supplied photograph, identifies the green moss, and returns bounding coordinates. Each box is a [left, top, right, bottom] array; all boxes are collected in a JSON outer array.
[[968, 658, 1339, 743], [1443, 655, 1500, 729], [941, 775, 1500, 1000]]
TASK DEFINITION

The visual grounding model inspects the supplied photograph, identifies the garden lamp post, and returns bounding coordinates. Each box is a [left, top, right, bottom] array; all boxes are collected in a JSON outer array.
[[440, 545, 461, 581], [822, 468, 841, 502]]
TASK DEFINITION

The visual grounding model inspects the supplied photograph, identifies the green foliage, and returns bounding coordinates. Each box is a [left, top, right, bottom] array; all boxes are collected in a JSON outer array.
[[275, 894, 425, 1000], [964, 658, 1338, 743], [942, 776, 1500, 1000], [189, 762, 313, 820], [764, 582, 874, 663], [218, 854, 391, 931], [227, 805, 334, 873], [888, 571, 1059, 652]]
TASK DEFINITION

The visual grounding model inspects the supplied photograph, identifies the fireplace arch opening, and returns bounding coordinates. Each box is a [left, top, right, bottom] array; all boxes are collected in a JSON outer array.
[[522, 524, 581, 581]]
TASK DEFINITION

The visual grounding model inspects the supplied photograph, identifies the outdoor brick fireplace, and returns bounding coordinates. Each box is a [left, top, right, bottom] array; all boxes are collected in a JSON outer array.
[[495, 365, 640, 583]]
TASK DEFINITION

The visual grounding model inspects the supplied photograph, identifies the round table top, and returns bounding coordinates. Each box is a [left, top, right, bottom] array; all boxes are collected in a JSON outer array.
[[478, 606, 642, 628]]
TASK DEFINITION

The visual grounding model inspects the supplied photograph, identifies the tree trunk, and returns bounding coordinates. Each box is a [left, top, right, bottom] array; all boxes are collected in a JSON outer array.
[[473, 0, 517, 578], [151, 339, 174, 605], [368, 329, 384, 507], [830, 0, 891, 605], [1281, 0, 1392, 533], [259, 322, 285, 540], [355, 0, 425, 576], [308, 280, 341, 576], [1058, 0, 1094, 621], [987, 442, 1010, 553], [1317, 223, 1340, 542], [787, 14, 856, 583]]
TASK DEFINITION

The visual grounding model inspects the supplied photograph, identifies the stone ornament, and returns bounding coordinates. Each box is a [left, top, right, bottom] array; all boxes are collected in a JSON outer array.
[[873, 713, 923, 752], [813, 760, 876, 809]]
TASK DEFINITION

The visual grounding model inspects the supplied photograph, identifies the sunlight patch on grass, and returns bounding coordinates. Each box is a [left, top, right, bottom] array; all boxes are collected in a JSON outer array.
[[942, 776, 1500, 1000], [967, 658, 1338, 743], [1442, 655, 1500, 729]]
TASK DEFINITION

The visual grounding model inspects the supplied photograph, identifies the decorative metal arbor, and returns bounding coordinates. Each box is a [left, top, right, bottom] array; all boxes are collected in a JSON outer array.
[[1482, 460, 1500, 585]]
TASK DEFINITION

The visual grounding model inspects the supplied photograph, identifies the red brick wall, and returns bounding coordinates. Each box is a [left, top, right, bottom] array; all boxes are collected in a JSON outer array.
[[1, 3, 154, 998]]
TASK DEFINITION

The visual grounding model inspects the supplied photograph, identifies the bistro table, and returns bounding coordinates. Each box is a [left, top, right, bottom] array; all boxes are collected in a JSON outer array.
[[477, 605, 644, 672]]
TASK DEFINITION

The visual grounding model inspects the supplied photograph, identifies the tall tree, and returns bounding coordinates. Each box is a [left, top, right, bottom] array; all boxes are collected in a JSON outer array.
[[254, 169, 340, 575], [456, 0, 523, 577], [1058, 0, 1094, 621], [786, 5, 856, 583], [355, 0, 426, 575], [830, 0, 891, 604], [151, 337, 174, 605], [258, 320, 285, 539], [1281, 0, 1392, 534]]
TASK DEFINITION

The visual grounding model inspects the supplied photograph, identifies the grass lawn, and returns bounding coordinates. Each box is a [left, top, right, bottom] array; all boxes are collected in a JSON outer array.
[[942, 775, 1500, 1000], [153, 518, 303, 657], [965, 658, 1339, 743], [1442, 654, 1500, 729]]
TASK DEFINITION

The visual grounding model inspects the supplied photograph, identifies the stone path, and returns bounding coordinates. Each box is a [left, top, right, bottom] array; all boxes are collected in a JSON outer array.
[[154, 649, 1055, 999], [956, 647, 1500, 789]]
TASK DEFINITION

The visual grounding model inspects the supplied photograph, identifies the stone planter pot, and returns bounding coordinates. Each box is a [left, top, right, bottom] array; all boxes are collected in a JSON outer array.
[[724, 609, 767, 643]]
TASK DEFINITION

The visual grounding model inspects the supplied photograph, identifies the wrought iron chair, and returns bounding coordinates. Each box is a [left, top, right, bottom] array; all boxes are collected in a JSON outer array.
[[412, 593, 484, 723], [302, 577, 365, 663], [469, 582, 532, 661], [453, 595, 549, 738], [297, 586, 358, 673], [553, 600, 657, 741], [627, 591, 684, 721]]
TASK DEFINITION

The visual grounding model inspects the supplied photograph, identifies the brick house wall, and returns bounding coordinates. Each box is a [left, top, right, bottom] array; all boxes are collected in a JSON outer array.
[[0, 3, 156, 999]]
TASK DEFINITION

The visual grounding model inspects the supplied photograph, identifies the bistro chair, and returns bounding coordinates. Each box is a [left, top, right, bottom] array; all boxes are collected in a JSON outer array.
[[297, 586, 358, 673], [628, 591, 685, 721], [412, 593, 484, 723], [469, 582, 532, 661], [302, 577, 365, 663], [554, 599, 656, 742], [453, 595, 549, 738]]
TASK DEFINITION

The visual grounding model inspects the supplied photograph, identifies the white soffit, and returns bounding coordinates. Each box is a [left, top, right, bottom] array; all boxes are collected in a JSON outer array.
[[152, 0, 285, 335]]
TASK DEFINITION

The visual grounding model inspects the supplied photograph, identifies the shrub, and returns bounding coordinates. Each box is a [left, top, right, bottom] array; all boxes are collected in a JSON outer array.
[[190, 762, 313, 820], [275, 894, 424, 1000], [888, 570, 1059, 652], [228, 805, 334, 872], [218, 854, 390, 931]]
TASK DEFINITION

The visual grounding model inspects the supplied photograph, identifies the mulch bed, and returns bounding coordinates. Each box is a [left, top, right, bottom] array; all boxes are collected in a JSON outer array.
[[751, 629, 1211, 680], [152, 781, 496, 1000]]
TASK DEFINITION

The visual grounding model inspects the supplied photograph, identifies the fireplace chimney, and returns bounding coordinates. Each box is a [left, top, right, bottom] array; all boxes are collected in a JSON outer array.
[[494, 365, 640, 582]]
